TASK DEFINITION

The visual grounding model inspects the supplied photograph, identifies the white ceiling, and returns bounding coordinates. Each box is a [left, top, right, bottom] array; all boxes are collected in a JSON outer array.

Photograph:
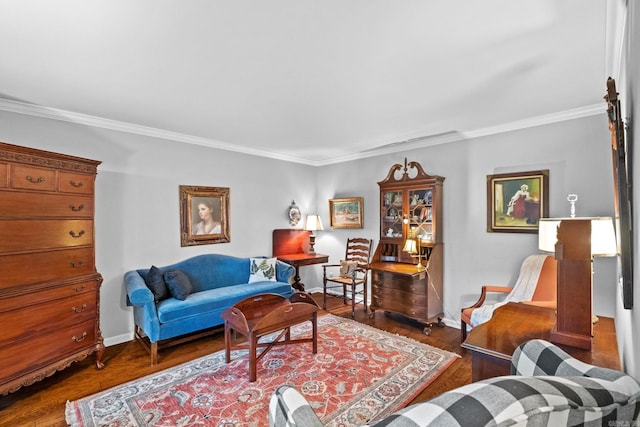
[[0, 1, 618, 165]]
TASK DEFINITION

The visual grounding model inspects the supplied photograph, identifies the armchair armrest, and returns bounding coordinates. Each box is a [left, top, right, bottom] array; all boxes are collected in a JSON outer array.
[[512, 339, 633, 385], [463, 285, 512, 310], [124, 270, 154, 306], [269, 385, 323, 427]]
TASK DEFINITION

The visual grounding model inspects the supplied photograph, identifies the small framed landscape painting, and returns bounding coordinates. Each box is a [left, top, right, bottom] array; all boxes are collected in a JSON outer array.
[[487, 170, 549, 233], [329, 197, 364, 228], [180, 185, 230, 246]]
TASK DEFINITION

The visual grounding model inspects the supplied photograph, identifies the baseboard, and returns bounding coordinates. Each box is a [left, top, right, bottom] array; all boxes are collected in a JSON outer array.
[[104, 332, 133, 347]]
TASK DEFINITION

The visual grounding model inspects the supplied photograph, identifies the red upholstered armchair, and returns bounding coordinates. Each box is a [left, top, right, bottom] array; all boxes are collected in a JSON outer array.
[[460, 254, 557, 341]]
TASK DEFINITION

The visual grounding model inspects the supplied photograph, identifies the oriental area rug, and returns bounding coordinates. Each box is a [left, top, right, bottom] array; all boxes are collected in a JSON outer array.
[[66, 314, 458, 427]]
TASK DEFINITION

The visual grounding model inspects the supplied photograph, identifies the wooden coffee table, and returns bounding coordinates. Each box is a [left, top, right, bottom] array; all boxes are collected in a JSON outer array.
[[221, 292, 320, 381]]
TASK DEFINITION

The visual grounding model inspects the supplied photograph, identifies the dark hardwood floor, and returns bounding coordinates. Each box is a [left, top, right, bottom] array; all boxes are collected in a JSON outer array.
[[0, 294, 471, 427]]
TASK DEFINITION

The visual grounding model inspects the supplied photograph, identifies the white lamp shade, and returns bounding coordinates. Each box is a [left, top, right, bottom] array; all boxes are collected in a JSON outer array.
[[304, 214, 323, 231], [538, 217, 617, 257], [403, 238, 417, 253]]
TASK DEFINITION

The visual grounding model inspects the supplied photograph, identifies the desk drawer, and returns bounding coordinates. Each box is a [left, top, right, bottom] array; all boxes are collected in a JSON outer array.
[[371, 292, 428, 320], [372, 270, 427, 294]]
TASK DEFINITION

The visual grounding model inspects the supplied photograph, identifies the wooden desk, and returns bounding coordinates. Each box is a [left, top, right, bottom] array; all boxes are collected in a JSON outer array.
[[277, 253, 329, 291], [461, 302, 620, 381]]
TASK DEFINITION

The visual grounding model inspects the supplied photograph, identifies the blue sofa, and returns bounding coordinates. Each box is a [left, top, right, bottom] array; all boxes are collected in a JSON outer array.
[[125, 254, 295, 364]]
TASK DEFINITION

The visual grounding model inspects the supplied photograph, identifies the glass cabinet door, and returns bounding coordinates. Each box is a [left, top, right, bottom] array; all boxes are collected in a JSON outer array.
[[381, 191, 404, 238], [408, 188, 433, 243]]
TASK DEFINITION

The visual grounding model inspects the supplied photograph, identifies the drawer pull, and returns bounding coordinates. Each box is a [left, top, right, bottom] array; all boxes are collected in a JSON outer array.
[[26, 175, 45, 183], [69, 230, 85, 238], [70, 260, 85, 268], [70, 204, 85, 212], [72, 304, 88, 313], [72, 332, 88, 342], [74, 284, 87, 292], [70, 180, 84, 188]]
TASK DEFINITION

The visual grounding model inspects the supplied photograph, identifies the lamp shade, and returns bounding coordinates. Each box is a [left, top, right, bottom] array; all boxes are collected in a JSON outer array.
[[304, 214, 323, 231], [402, 238, 417, 253], [538, 217, 617, 257]]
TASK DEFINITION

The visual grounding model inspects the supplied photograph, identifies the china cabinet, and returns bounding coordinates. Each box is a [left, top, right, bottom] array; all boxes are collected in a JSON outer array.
[[370, 158, 444, 334], [0, 142, 103, 395]]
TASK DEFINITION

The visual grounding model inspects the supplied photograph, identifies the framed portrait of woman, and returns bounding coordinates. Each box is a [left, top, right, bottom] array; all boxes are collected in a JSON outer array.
[[180, 185, 230, 246], [486, 170, 549, 233]]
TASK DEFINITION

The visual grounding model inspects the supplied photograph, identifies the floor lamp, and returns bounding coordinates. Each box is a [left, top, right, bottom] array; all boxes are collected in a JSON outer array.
[[538, 217, 616, 350]]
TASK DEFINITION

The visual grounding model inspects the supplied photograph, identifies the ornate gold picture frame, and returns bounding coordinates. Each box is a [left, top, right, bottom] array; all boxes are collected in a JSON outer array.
[[329, 197, 364, 228], [487, 170, 549, 233], [180, 185, 230, 246]]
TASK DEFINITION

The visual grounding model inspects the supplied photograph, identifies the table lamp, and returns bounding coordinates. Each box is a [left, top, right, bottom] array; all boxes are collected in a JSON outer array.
[[538, 216, 616, 349], [304, 214, 323, 254], [403, 237, 424, 270]]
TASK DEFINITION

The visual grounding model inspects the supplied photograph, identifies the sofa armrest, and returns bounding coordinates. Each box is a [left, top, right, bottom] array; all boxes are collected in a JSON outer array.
[[269, 385, 323, 427], [276, 260, 295, 283], [124, 270, 154, 306]]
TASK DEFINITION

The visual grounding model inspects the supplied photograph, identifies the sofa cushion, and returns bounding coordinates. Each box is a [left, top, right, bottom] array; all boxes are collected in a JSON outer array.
[[249, 257, 277, 283], [164, 269, 192, 300], [145, 265, 169, 302], [157, 281, 292, 323]]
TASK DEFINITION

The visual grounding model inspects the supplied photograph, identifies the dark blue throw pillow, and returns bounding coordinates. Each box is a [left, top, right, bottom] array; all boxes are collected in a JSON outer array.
[[144, 265, 169, 302], [163, 269, 192, 300]]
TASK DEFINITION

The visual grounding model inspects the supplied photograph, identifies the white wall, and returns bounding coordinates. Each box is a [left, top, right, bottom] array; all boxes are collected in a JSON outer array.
[[0, 107, 620, 351]]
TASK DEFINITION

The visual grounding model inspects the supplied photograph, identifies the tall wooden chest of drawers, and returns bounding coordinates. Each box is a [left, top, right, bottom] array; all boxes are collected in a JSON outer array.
[[0, 142, 103, 395]]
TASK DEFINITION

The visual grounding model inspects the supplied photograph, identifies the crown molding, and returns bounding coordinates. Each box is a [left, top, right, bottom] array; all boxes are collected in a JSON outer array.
[[0, 97, 605, 167], [0, 98, 315, 166]]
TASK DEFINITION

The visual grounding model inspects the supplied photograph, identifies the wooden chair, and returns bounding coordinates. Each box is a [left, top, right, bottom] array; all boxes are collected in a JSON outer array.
[[322, 238, 373, 318], [460, 254, 557, 341]]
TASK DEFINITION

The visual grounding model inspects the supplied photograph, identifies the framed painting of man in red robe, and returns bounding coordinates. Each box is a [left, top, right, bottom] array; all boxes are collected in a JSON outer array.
[[487, 170, 549, 233]]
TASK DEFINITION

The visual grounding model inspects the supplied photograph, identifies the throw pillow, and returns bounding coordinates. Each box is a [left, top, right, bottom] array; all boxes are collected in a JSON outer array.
[[145, 265, 169, 302], [340, 260, 358, 278], [249, 257, 277, 283], [163, 269, 192, 300]]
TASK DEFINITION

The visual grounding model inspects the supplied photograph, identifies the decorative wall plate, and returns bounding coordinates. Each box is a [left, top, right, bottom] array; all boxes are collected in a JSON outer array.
[[288, 200, 301, 226]]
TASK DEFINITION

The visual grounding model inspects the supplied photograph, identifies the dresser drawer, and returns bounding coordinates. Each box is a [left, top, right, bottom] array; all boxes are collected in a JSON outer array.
[[0, 320, 97, 386], [0, 219, 93, 253], [0, 279, 97, 308], [58, 171, 94, 195], [371, 285, 428, 307], [0, 248, 95, 289], [0, 292, 96, 342], [0, 191, 93, 218], [9, 164, 56, 191], [371, 293, 429, 320], [372, 270, 427, 294]]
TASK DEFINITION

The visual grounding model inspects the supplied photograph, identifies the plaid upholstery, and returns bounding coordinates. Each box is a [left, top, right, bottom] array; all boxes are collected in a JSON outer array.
[[269, 340, 640, 426]]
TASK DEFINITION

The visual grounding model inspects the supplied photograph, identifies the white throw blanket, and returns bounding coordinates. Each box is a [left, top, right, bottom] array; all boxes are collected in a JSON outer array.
[[469, 254, 548, 327]]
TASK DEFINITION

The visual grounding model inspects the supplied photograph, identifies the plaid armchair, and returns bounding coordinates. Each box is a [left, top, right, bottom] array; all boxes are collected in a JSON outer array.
[[269, 339, 640, 426]]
